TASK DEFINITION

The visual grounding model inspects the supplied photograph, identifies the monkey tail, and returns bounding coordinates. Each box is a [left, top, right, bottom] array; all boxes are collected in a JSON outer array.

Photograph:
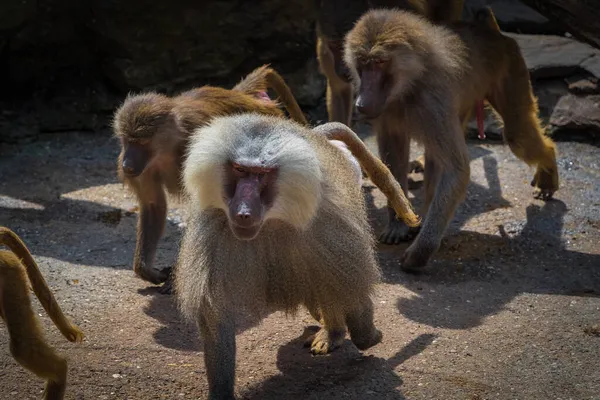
[[233, 64, 270, 95], [263, 68, 309, 125], [0, 226, 84, 343], [313, 123, 421, 227], [234, 65, 308, 125], [474, 6, 500, 32]]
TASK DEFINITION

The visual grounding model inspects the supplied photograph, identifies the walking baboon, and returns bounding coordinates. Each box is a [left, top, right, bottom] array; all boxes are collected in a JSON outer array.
[[175, 114, 419, 399], [113, 65, 307, 285], [316, 0, 465, 126], [0, 227, 84, 400], [344, 8, 559, 271]]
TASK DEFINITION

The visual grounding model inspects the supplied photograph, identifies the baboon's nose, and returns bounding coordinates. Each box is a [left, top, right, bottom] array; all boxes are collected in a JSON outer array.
[[237, 212, 250, 220], [235, 204, 254, 227], [122, 159, 141, 177], [355, 101, 381, 120], [356, 102, 375, 119]]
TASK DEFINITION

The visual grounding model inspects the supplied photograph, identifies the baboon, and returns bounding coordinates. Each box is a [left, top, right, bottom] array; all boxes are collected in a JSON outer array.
[[316, 0, 465, 126], [175, 114, 418, 399], [113, 65, 307, 285], [344, 8, 559, 271], [0, 227, 84, 400]]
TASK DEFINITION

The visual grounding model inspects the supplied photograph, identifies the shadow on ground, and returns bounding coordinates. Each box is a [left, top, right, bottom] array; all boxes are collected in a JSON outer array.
[[140, 286, 272, 352], [388, 200, 600, 329], [0, 131, 182, 270], [240, 328, 436, 399]]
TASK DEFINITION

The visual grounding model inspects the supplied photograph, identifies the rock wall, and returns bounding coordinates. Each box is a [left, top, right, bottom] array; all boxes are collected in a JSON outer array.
[[0, 0, 322, 141], [0, 0, 598, 142]]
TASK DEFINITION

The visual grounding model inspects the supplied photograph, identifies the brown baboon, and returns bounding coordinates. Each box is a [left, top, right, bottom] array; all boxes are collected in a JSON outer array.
[[344, 8, 559, 271], [113, 65, 307, 285], [315, 0, 465, 126], [175, 114, 419, 399], [0, 227, 84, 400]]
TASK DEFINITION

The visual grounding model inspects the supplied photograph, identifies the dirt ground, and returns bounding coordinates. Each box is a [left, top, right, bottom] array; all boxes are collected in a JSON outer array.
[[0, 128, 599, 400]]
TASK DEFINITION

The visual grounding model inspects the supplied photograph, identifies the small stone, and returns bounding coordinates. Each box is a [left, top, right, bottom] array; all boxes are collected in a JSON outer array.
[[583, 324, 600, 336]]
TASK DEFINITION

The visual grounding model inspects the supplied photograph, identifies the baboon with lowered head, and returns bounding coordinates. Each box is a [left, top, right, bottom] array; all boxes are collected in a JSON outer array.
[[316, 0, 465, 126], [113, 65, 308, 286], [0, 227, 84, 400], [175, 114, 419, 399], [344, 8, 559, 271]]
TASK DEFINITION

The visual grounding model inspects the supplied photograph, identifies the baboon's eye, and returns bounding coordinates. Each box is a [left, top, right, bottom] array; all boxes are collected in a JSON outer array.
[[232, 163, 246, 175]]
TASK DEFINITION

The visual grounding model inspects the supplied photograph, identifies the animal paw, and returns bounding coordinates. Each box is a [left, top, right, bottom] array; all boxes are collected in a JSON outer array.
[[400, 242, 436, 273], [65, 324, 85, 343], [531, 167, 558, 201], [304, 328, 345, 355], [135, 265, 171, 285], [379, 220, 420, 245], [158, 273, 174, 295]]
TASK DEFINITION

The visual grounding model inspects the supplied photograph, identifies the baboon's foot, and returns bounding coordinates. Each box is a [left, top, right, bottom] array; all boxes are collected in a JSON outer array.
[[351, 327, 383, 351], [304, 328, 345, 355], [531, 166, 558, 201], [400, 241, 437, 273], [43, 379, 66, 400], [158, 272, 174, 295], [379, 220, 420, 245], [135, 265, 171, 285]]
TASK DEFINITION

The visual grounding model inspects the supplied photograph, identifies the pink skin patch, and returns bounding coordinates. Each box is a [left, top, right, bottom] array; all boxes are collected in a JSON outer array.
[[476, 100, 486, 140], [256, 91, 271, 103], [329, 140, 362, 186]]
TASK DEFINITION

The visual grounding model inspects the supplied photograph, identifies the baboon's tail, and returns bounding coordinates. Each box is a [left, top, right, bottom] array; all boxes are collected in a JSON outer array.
[[313, 123, 421, 228], [233, 64, 270, 95], [234, 65, 308, 125], [474, 6, 500, 32], [0, 226, 83, 343]]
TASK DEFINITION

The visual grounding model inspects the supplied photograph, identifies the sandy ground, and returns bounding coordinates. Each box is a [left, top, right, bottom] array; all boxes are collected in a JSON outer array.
[[0, 129, 599, 400]]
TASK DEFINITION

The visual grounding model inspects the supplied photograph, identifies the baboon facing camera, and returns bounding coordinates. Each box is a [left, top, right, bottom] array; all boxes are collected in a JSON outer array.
[[175, 114, 419, 399]]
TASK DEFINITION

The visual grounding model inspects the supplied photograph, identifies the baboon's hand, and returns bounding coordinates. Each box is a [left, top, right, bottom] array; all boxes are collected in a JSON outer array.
[[379, 220, 420, 245], [66, 324, 85, 343], [135, 263, 171, 285]]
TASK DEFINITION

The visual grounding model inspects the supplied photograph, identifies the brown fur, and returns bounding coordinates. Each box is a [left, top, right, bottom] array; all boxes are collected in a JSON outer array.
[[313, 122, 420, 227], [0, 227, 84, 400], [344, 8, 559, 271], [315, 0, 464, 126], [112, 66, 307, 285], [176, 114, 386, 399]]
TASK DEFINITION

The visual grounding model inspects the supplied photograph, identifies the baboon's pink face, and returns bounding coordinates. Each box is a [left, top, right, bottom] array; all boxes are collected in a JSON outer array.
[[224, 162, 279, 240]]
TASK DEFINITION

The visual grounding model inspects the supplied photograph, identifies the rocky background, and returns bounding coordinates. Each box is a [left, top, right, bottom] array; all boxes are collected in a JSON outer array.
[[0, 0, 598, 142]]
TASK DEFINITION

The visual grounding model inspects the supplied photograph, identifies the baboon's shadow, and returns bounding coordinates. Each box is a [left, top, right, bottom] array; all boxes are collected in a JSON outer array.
[[241, 328, 437, 400], [140, 286, 271, 352], [365, 144, 510, 237], [394, 200, 600, 329]]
